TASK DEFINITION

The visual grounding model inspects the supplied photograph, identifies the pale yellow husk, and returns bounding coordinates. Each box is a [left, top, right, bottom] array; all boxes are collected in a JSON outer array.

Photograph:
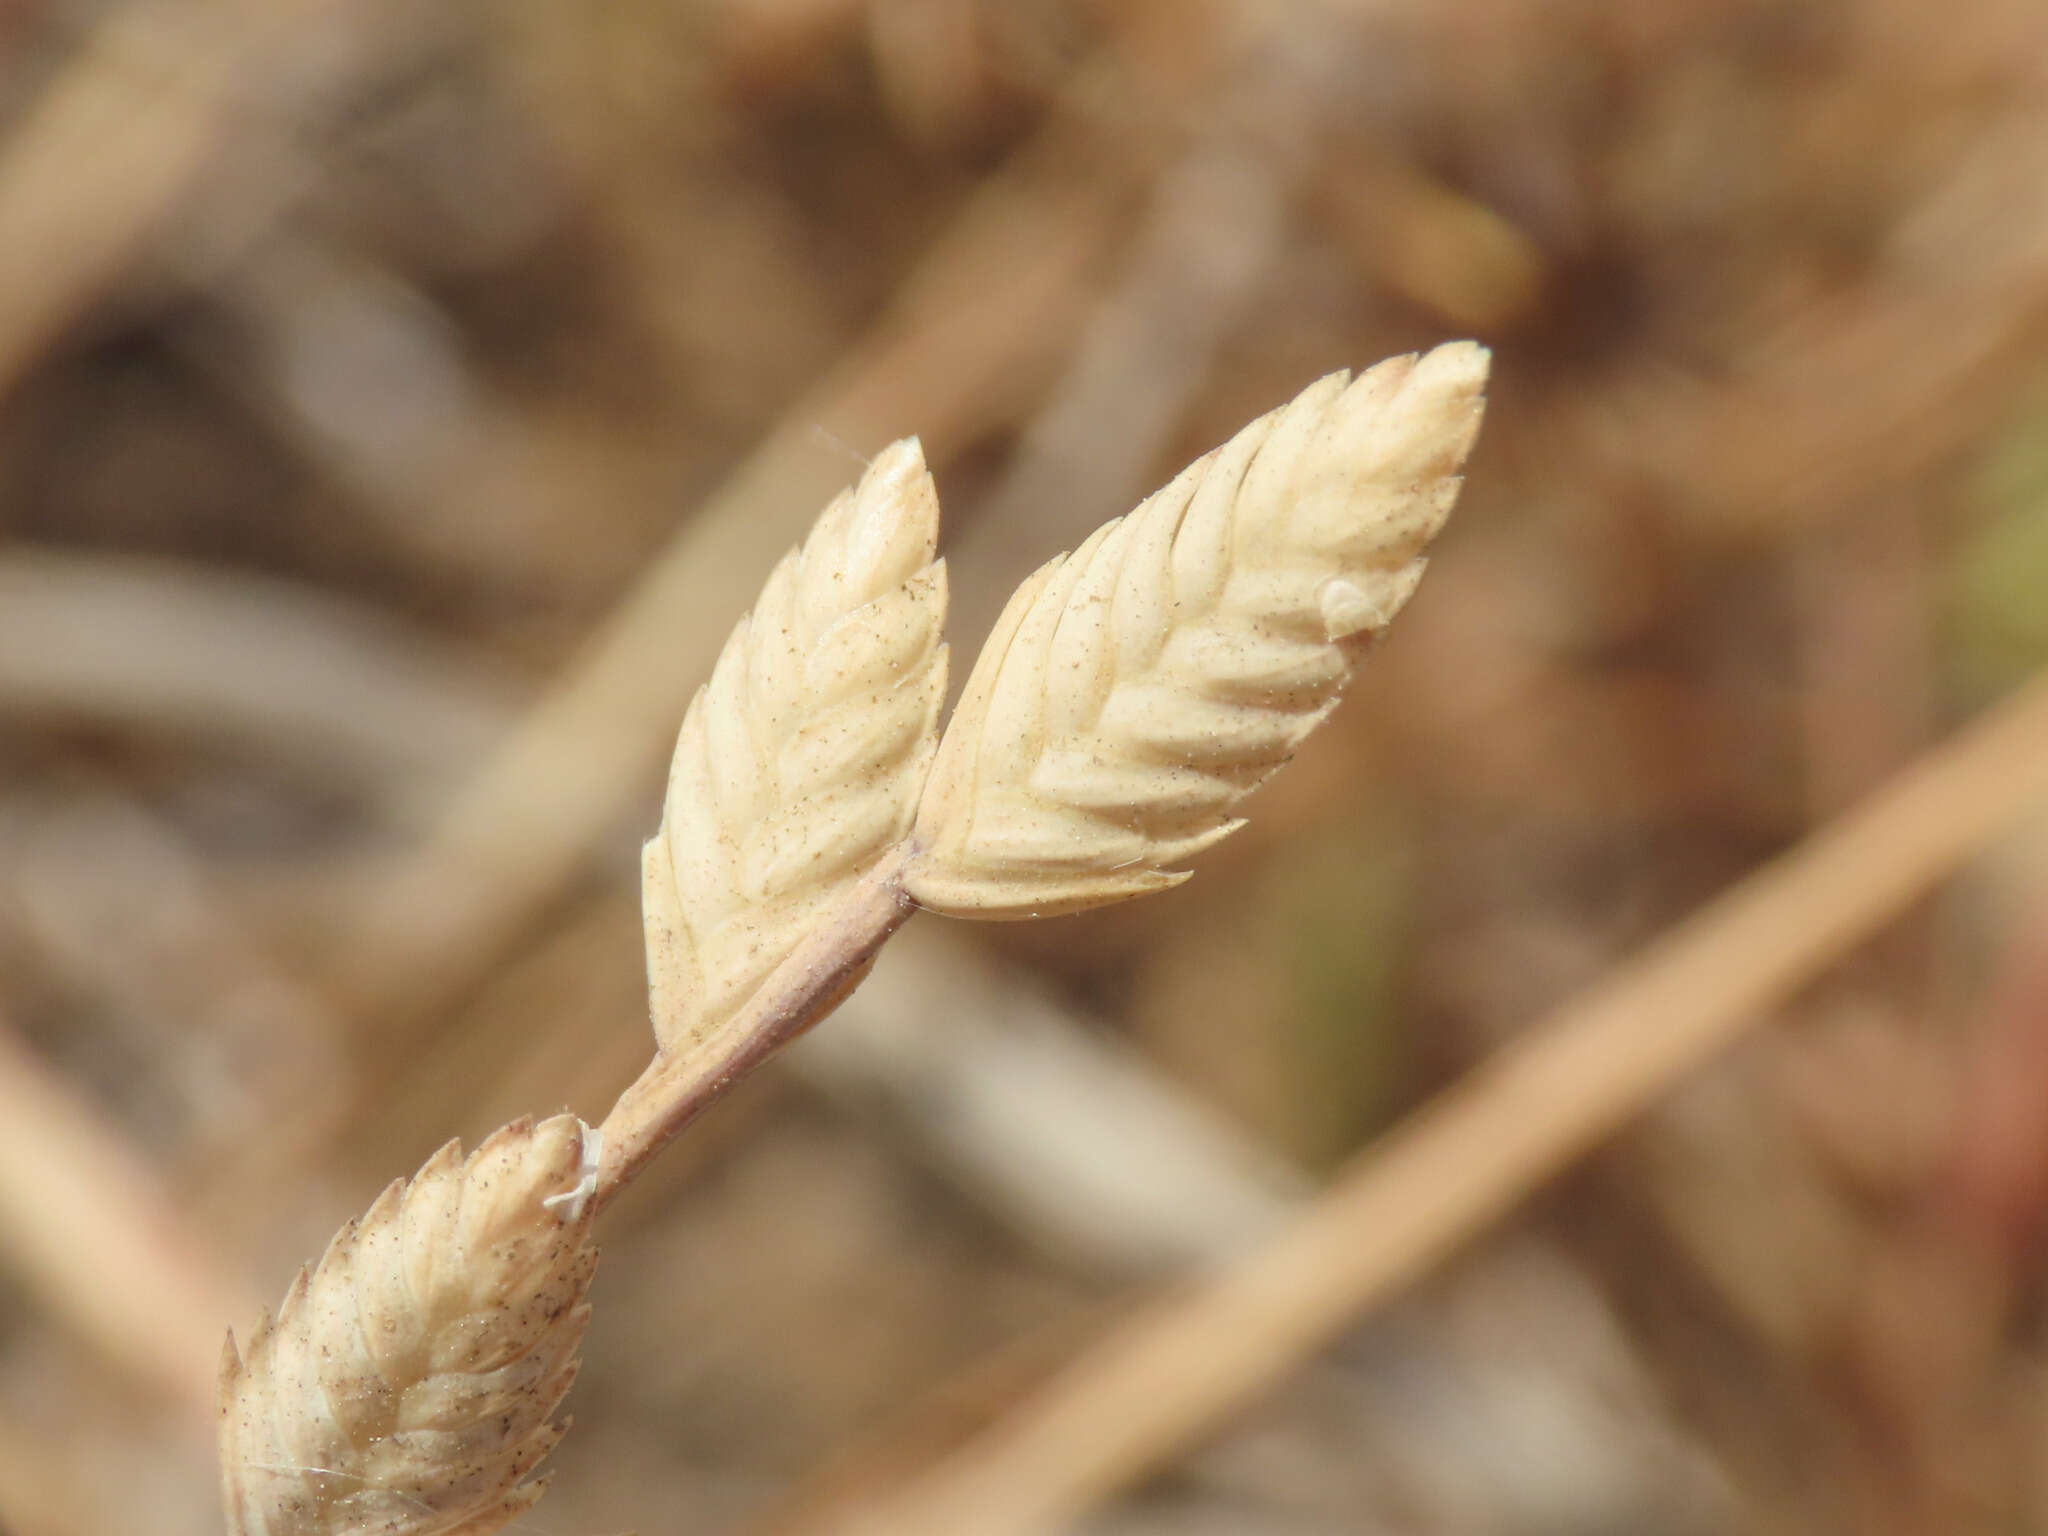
[[218, 1115, 599, 1536], [904, 342, 1488, 918], [641, 438, 949, 1053]]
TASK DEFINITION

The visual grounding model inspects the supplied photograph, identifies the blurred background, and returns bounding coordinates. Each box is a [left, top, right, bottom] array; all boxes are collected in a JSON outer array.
[[5, 0, 2048, 1531]]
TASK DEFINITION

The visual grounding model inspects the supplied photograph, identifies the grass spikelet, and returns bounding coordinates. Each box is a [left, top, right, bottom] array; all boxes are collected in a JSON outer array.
[[218, 1114, 599, 1536], [903, 341, 1488, 917], [641, 437, 949, 1053]]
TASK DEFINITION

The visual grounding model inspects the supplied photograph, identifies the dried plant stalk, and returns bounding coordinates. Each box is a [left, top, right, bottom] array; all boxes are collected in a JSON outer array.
[[905, 342, 1487, 917], [218, 1114, 599, 1536], [641, 438, 948, 1054]]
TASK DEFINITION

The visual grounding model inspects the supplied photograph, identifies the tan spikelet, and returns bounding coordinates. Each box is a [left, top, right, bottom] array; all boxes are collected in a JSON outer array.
[[904, 342, 1488, 918], [218, 1115, 599, 1536], [642, 438, 948, 1053]]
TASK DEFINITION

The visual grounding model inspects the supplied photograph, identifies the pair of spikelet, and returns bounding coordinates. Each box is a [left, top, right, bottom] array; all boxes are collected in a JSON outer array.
[[219, 342, 1489, 1534], [645, 340, 1487, 1043]]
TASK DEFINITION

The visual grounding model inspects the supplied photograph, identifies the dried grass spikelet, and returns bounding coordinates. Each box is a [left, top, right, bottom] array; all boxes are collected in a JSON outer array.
[[904, 342, 1488, 918], [219, 1115, 599, 1536], [642, 439, 948, 1053]]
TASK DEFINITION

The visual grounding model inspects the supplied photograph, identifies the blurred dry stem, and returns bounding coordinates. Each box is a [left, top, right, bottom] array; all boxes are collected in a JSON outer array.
[[797, 921, 1302, 1275], [0, 1006, 253, 1421], [0, 552, 513, 817], [811, 666, 2048, 1536]]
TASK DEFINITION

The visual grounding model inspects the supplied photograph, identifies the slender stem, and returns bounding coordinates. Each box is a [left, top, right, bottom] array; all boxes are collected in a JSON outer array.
[[593, 847, 918, 1212]]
